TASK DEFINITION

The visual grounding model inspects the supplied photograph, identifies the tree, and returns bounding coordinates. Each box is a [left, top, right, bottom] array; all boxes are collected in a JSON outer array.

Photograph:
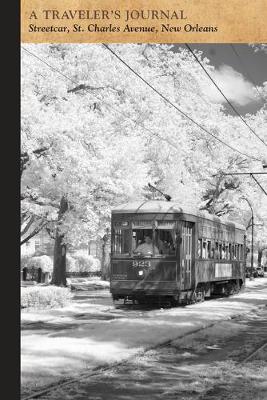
[[21, 43, 267, 285], [21, 44, 149, 284]]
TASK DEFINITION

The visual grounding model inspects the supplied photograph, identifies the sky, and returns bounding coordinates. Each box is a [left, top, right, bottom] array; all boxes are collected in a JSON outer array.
[[174, 44, 267, 116]]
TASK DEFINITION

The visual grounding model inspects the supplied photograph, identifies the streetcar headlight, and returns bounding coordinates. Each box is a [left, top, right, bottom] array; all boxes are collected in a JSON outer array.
[[138, 270, 144, 276]]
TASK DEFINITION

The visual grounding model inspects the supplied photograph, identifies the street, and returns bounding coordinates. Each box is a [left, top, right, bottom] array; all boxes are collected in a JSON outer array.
[[36, 307, 267, 400], [21, 278, 267, 399]]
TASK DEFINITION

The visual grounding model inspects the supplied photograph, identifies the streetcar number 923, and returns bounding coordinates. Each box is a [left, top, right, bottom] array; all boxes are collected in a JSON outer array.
[[132, 260, 151, 268]]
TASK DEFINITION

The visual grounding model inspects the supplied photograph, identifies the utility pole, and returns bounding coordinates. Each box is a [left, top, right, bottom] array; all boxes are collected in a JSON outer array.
[[251, 211, 254, 280], [241, 197, 254, 280]]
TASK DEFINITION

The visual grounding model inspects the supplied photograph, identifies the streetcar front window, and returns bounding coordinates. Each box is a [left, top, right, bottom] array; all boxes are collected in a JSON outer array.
[[155, 221, 176, 256], [113, 219, 176, 257], [113, 228, 131, 255], [132, 229, 154, 253], [155, 229, 176, 255], [132, 228, 175, 256]]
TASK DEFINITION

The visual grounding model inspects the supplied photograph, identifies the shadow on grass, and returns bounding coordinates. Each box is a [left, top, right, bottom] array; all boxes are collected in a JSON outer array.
[[21, 321, 80, 331], [44, 346, 267, 400], [21, 282, 267, 397]]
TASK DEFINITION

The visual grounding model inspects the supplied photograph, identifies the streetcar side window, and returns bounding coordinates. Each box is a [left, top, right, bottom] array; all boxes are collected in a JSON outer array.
[[237, 244, 241, 260], [231, 243, 235, 259], [222, 243, 229, 260], [225, 243, 230, 260], [197, 239, 202, 258], [240, 244, 244, 260], [198, 239, 217, 259], [222, 243, 226, 259], [207, 240, 212, 259], [215, 242, 219, 259], [211, 240, 215, 259], [219, 243, 222, 259], [202, 241, 207, 259], [234, 244, 238, 260]]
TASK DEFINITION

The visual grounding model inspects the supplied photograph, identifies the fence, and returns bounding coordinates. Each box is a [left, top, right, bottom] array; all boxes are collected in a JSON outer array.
[[66, 271, 102, 278]]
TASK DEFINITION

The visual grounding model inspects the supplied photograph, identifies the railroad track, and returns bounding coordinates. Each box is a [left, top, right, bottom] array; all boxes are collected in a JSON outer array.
[[21, 319, 223, 400], [22, 311, 267, 400], [241, 341, 267, 363]]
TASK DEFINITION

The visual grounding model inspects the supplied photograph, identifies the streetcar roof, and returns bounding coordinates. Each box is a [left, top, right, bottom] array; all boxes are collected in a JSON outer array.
[[111, 200, 246, 231]]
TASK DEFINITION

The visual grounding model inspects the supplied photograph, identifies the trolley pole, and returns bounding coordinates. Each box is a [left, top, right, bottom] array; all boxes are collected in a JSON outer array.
[[148, 183, 172, 201]]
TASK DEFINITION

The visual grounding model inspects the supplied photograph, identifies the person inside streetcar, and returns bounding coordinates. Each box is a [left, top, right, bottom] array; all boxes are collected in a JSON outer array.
[[133, 235, 159, 255]]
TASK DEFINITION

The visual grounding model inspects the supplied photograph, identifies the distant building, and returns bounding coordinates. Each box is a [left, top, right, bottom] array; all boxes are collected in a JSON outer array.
[[21, 232, 102, 259], [21, 230, 54, 257], [21, 239, 35, 257]]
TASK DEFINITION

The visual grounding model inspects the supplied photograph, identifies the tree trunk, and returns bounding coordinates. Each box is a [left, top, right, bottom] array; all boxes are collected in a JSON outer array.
[[101, 230, 111, 281], [52, 196, 68, 286], [258, 248, 263, 267]]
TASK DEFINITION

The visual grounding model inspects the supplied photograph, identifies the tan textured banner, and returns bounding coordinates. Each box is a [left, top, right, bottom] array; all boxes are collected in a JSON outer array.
[[21, 0, 267, 43]]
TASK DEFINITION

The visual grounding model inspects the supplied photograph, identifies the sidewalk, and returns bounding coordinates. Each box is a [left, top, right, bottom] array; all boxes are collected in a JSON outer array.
[[21, 277, 267, 395]]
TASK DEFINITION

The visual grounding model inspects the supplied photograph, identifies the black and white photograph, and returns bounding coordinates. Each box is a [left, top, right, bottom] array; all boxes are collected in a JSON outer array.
[[21, 43, 267, 399]]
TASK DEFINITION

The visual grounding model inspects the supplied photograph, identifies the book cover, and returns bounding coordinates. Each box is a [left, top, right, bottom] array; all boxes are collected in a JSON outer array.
[[21, 1, 267, 399]]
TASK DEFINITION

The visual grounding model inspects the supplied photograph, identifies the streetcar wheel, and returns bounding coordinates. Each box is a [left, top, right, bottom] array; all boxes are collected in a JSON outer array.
[[197, 290, 205, 302]]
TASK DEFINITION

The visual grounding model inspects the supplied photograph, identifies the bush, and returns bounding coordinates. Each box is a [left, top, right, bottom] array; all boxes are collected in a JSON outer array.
[[66, 254, 77, 272], [22, 255, 53, 273], [21, 255, 31, 270], [71, 250, 101, 273], [21, 286, 72, 309]]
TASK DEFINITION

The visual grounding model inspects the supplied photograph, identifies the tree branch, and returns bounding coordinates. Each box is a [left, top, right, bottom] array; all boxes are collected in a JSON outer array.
[[67, 84, 105, 93], [21, 146, 51, 177], [46, 225, 56, 239], [21, 214, 35, 237], [21, 190, 59, 208], [20, 220, 48, 246]]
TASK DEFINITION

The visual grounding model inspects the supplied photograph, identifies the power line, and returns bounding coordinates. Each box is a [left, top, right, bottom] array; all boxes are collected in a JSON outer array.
[[222, 172, 267, 175], [22, 45, 262, 163], [222, 172, 267, 196], [21, 46, 180, 152], [184, 43, 267, 149], [22, 47, 79, 86], [229, 44, 266, 105], [102, 43, 261, 161], [250, 174, 267, 196], [21, 45, 248, 159]]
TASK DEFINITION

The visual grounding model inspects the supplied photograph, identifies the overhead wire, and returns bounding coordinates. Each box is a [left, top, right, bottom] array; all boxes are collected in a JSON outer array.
[[184, 43, 267, 149], [21, 46, 180, 151], [102, 43, 261, 161], [22, 45, 262, 162], [21, 45, 267, 203]]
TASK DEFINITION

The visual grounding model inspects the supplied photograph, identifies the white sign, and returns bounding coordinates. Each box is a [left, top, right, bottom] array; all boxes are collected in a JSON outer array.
[[215, 263, 232, 278]]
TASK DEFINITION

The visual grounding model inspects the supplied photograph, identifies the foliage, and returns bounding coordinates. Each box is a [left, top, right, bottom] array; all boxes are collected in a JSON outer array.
[[66, 250, 101, 273], [66, 254, 77, 272], [21, 286, 72, 309], [71, 250, 101, 273], [21, 255, 31, 270], [22, 255, 53, 273], [21, 43, 267, 281]]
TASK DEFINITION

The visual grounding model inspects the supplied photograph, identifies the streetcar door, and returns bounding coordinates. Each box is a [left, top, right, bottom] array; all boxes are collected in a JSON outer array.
[[180, 221, 193, 289]]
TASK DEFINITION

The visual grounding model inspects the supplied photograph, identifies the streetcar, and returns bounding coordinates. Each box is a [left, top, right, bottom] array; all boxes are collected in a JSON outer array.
[[110, 200, 246, 306]]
